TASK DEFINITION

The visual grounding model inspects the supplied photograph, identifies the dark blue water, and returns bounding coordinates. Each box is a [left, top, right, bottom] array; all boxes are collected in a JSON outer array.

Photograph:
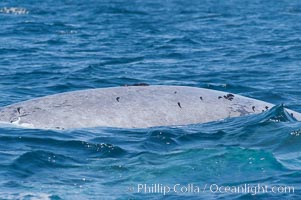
[[1, 0, 301, 199]]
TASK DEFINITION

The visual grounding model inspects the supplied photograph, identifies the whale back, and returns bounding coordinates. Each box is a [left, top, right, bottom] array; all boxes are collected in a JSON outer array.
[[0, 86, 300, 129]]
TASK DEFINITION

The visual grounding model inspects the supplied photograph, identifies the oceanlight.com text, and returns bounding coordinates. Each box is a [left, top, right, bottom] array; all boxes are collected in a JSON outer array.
[[127, 183, 295, 196]]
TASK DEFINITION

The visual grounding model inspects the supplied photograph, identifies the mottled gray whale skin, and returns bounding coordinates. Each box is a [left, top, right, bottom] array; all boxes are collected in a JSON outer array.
[[0, 85, 300, 129]]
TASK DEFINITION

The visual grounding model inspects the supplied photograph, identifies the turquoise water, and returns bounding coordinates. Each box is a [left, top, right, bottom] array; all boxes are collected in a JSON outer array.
[[1, 0, 301, 199]]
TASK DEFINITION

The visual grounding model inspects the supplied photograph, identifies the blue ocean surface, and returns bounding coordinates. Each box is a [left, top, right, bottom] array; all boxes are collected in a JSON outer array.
[[1, 0, 301, 199]]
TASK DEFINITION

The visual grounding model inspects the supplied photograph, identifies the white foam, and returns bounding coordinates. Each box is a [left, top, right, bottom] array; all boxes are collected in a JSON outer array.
[[12, 117, 35, 128], [58, 30, 78, 34], [0, 119, 34, 129], [0, 7, 29, 15], [0, 192, 52, 200]]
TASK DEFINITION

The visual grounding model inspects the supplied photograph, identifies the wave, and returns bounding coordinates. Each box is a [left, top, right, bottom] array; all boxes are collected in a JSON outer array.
[[0, 105, 300, 198], [9, 150, 80, 178], [0, 192, 59, 200]]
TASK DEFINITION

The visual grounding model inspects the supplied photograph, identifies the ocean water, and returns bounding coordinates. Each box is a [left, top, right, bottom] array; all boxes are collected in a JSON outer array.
[[1, 0, 301, 199]]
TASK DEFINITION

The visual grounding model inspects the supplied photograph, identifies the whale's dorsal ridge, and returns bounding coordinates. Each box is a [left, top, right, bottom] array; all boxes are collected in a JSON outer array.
[[0, 85, 300, 129]]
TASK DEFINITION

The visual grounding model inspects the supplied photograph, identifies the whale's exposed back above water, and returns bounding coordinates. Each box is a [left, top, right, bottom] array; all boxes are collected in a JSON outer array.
[[0, 85, 300, 130]]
